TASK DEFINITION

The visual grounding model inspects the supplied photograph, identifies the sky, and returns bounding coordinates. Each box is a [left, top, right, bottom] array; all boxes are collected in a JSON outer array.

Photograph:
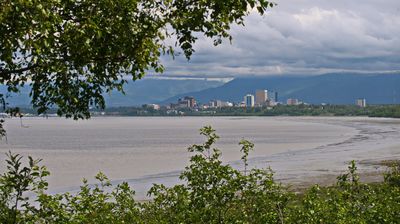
[[156, 0, 400, 78]]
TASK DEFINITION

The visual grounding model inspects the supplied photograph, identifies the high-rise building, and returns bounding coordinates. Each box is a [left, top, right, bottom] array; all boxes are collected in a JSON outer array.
[[244, 94, 255, 107], [274, 92, 278, 102], [184, 96, 196, 108], [174, 96, 197, 109], [356, 98, 367, 107], [255, 90, 268, 105]]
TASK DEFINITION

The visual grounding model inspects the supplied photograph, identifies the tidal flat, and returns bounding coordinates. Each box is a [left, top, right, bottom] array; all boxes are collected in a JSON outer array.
[[1, 116, 399, 199]]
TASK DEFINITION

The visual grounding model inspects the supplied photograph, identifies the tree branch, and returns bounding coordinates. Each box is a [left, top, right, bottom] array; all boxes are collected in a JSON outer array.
[[0, 64, 40, 76]]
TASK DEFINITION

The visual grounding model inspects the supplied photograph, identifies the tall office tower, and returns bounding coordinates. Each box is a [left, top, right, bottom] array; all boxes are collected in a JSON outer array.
[[244, 94, 255, 107], [255, 90, 268, 105]]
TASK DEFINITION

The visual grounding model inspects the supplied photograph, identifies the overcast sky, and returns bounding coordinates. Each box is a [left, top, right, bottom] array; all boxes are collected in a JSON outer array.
[[155, 0, 400, 78]]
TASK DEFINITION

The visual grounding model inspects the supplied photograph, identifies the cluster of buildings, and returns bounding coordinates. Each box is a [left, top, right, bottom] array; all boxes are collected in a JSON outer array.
[[166, 97, 235, 109], [144, 93, 368, 111], [243, 90, 279, 107], [167, 89, 284, 109], [169, 97, 234, 109], [170, 96, 197, 109], [142, 97, 200, 112]]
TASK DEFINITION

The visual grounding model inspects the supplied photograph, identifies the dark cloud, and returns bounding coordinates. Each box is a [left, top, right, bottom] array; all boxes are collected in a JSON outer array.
[[155, 0, 400, 77]]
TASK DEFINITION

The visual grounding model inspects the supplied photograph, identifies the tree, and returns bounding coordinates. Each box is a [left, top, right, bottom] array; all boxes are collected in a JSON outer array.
[[0, 0, 274, 119]]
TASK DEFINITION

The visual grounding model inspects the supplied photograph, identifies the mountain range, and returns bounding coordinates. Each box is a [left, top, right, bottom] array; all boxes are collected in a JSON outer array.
[[161, 73, 400, 105], [0, 78, 225, 107], [1, 73, 400, 107]]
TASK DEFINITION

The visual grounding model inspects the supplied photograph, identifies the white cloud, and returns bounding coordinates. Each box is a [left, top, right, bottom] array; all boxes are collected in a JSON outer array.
[[156, 0, 400, 77]]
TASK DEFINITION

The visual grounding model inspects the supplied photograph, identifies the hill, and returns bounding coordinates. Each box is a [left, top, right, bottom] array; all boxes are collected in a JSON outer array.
[[3, 73, 400, 108], [0, 78, 225, 108], [161, 73, 400, 105]]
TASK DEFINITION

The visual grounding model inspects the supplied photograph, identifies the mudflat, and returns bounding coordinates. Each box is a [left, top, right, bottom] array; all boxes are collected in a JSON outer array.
[[0, 116, 399, 198]]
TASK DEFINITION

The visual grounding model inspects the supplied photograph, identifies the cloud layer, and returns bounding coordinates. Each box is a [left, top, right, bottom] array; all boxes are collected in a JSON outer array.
[[156, 0, 400, 77]]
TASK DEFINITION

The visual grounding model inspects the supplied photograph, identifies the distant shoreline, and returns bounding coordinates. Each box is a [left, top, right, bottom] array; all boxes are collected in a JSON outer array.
[[4, 104, 400, 119]]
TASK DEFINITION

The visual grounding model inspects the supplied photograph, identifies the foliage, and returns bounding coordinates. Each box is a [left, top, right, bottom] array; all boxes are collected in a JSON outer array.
[[0, 152, 49, 224], [0, 0, 274, 119], [146, 126, 289, 223], [0, 119, 5, 140], [287, 162, 400, 224], [384, 162, 400, 187], [0, 127, 399, 223], [0, 93, 6, 139], [33, 174, 142, 224]]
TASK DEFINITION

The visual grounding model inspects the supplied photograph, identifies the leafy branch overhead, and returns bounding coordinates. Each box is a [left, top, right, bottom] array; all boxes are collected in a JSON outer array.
[[0, 0, 274, 119]]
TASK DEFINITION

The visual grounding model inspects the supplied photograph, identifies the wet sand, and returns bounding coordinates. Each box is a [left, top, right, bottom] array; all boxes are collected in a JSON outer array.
[[253, 117, 400, 188], [0, 116, 399, 199]]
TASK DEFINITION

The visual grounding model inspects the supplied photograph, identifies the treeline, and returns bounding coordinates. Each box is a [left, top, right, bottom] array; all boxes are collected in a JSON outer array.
[[1, 127, 399, 223], [6, 104, 400, 118], [93, 104, 400, 118], [261, 104, 400, 117], [197, 104, 400, 117]]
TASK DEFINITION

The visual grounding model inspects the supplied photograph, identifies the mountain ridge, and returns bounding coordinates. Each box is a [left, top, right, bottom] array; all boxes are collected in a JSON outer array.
[[2, 73, 400, 108], [160, 73, 400, 105], [0, 78, 225, 107]]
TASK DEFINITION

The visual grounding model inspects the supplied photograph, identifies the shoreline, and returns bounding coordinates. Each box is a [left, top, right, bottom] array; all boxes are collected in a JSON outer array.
[[266, 117, 400, 190], [291, 160, 400, 192]]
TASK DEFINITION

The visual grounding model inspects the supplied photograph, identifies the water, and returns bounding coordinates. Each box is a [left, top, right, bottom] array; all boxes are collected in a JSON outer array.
[[1, 116, 399, 198]]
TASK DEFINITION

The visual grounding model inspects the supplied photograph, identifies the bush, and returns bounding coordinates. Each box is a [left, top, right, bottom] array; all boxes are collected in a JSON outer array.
[[145, 126, 289, 223], [384, 162, 400, 187], [287, 160, 400, 224]]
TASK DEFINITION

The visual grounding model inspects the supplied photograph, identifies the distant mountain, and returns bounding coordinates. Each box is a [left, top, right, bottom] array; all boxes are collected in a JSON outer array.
[[3, 73, 400, 108], [103, 78, 225, 106], [0, 78, 225, 107], [161, 73, 400, 105]]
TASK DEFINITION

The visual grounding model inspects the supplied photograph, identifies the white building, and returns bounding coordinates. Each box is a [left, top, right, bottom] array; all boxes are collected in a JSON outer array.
[[356, 98, 367, 107], [244, 94, 255, 107]]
